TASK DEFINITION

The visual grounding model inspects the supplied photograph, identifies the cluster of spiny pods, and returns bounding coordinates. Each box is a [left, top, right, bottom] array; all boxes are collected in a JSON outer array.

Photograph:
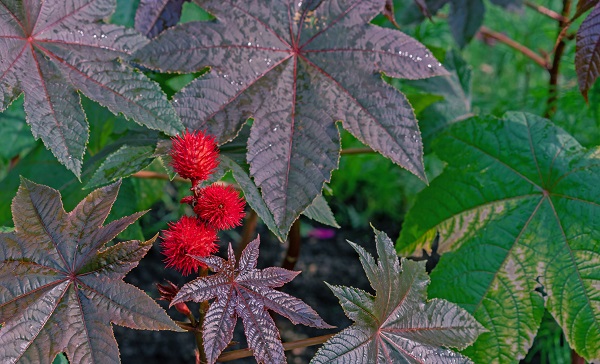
[[161, 130, 246, 276]]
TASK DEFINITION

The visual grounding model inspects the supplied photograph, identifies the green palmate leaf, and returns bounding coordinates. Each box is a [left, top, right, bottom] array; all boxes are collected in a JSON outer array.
[[448, 0, 485, 48], [0, 96, 35, 161], [397, 112, 600, 362], [0, 0, 182, 177], [0, 179, 182, 364], [134, 0, 447, 236], [576, 5, 600, 101], [86, 145, 155, 188], [303, 194, 340, 228], [219, 155, 285, 241], [312, 229, 485, 363], [401, 49, 472, 149]]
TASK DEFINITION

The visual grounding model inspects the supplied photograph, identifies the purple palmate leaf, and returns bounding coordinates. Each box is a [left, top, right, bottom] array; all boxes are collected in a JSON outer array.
[[0, 0, 182, 177], [0, 179, 182, 364], [172, 237, 333, 364], [134, 0, 447, 236]]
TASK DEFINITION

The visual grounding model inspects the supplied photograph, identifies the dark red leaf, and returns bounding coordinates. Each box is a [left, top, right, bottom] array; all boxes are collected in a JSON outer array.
[[172, 237, 333, 364], [135, 0, 189, 38], [0, 179, 181, 364], [576, 4, 600, 101], [0, 0, 182, 177], [134, 0, 447, 236]]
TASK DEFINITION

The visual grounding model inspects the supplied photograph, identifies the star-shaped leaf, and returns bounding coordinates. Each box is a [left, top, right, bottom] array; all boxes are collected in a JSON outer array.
[[0, 0, 182, 177], [311, 228, 485, 363], [172, 237, 333, 364], [397, 112, 600, 362], [133, 0, 447, 236], [0, 179, 182, 364]]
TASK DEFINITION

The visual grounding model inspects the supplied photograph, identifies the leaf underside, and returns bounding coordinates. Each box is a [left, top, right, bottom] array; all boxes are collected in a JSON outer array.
[[398, 112, 600, 362], [134, 0, 447, 236], [0, 179, 181, 364], [576, 5, 600, 101], [0, 0, 182, 177], [311, 229, 485, 363], [172, 237, 332, 364]]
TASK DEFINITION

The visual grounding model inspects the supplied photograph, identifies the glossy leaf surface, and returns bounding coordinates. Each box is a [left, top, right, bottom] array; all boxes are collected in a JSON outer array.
[[172, 237, 332, 364], [311, 229, 484, 363], [134, 0, 447, 235], [0, 0, 182, 177], [576, 5, 600, 101], [0, 179, 181, 364], [398, 112, 600, 362]]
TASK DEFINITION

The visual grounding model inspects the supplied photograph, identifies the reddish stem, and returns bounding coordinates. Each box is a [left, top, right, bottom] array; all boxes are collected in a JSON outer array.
[[545, 0, 572, 117], [479, 26, 548, 68], [235, 209, 258, 259], [282, 219, 301, 270], [217, 333, 336, 362]]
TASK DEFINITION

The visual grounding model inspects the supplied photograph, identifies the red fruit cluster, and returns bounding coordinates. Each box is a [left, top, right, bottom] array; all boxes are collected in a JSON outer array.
[[161, 216, 218, 275], [194, 184, 246, 230], [162, 130, 246, 276], [170, 129, 219, 186]]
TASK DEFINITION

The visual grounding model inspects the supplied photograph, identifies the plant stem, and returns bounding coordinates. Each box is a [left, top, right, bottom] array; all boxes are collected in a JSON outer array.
[[217, 333, 336, 362], [545, 0, 572, 117], [524, 0, 569, 22], [479, 26, 548, 68], [235, 209, 258, 259], [282, 219, 301, 270], [196, 267, 209, 364], [131, 170, 189, 183], [571, 349, 586, 364], [340, 147, 376, 155]]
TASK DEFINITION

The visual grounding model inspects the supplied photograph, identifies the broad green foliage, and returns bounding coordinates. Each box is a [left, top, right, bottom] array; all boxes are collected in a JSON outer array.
[[0, 179, 181, 364], [0, 0, 182, 177], [312, 229, 485, 363], [172, 237, 332, 364], [398, 112, 600, 362], [134, 0, 447, 237], [392, 0, 519, 47]]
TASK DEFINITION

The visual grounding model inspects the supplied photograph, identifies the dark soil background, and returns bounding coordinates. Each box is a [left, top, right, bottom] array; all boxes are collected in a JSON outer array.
[[114, 220, 390, 364]]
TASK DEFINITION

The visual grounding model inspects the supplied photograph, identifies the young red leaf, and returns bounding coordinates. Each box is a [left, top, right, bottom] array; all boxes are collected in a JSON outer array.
[[134, 0, 448, 236], [576, 4, 600, 101], [172, 237, 333, 364], [0, 0, 182, 177], [0, 179, 182, 364], [311, 229, 485, 363]]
